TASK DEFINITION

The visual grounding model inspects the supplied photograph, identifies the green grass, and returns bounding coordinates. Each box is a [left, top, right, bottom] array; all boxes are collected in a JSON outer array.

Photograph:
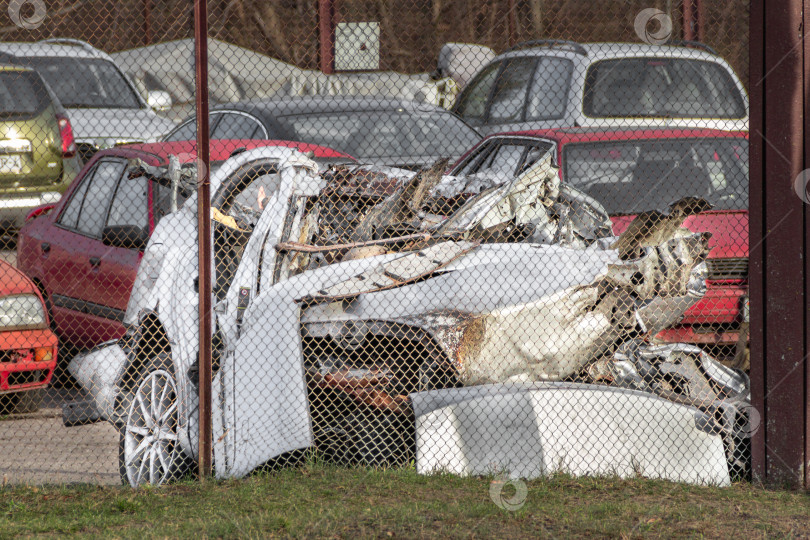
[[2, 462, 809, 538]]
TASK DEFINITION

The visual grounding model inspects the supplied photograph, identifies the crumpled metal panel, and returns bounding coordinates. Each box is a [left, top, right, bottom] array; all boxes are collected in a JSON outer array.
[[298, 241, 478, 303], [412, 383, 731, 486]]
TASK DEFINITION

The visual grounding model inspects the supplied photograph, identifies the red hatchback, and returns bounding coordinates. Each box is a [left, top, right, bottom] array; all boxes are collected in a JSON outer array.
[[17, 139, 354, 350], [452, 127, 749, 350], [0, 259, 57, 412]]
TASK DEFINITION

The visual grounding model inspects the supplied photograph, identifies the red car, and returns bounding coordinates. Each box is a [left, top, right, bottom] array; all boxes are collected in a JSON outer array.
[[0, 259, 57, 413], [451, 127, 749, 350], [17, 139, 355, 351]]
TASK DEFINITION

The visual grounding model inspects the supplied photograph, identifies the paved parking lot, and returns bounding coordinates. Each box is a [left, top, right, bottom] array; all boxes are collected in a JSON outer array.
[[1, 245, 119, 485], [0, 388, 119, 485]]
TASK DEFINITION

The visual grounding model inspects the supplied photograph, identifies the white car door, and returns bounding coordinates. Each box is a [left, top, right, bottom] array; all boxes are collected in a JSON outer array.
[[212, 150, 322, 478]]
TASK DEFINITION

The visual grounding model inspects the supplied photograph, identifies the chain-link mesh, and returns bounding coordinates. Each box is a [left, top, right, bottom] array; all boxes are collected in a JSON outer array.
[[0, 0, 751, 489]]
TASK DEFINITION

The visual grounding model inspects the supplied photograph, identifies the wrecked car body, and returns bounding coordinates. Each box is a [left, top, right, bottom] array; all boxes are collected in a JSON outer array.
[[66, 146, 751, 487]]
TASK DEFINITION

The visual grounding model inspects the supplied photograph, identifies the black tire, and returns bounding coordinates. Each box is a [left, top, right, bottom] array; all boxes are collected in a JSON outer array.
[[117, 352, 193, 486]]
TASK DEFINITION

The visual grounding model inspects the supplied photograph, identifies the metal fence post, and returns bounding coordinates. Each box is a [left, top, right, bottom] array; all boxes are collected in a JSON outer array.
[[749, 0, 808, 488], [194, 0, 213, 480], [319, 0, 335, 74]]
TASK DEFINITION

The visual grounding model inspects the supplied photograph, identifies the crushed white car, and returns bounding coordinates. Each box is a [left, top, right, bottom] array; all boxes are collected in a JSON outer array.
[[65, 146, 750, 487]]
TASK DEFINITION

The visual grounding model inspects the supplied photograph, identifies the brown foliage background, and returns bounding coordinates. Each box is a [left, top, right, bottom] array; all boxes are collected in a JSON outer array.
[[1, 0, 749, 87]]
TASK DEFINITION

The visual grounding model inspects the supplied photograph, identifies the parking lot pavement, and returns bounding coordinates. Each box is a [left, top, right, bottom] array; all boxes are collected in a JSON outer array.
[[0, 388, 119, 485], [0, 246, 118, 485]]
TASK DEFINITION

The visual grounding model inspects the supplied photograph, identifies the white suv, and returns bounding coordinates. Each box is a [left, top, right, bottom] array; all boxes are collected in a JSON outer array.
[[451, 40, 749, 134], [0, 39, 176, 162]]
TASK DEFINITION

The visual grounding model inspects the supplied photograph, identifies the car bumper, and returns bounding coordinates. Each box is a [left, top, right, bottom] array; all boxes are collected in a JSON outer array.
[[0, 328, 58, 394], [655, 282, 748, 345]]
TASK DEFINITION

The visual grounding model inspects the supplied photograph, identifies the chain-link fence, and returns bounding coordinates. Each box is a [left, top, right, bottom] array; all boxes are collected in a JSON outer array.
[[0, 0, 751, 489]]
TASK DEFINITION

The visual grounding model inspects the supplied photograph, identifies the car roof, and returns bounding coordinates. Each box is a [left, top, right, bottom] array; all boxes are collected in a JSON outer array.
[[117, 139, 355, 163], [0, 41, 111, 61], [496, 41, 729, 63], [484, 127, 749, 145], [213, 96, 449, 117]]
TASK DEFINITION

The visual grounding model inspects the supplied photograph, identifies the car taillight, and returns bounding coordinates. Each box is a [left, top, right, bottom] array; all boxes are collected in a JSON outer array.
[[57, 114, 76, 158]]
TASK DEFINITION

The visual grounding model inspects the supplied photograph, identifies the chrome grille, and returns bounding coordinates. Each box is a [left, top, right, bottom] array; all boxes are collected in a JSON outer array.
[[707, 258, 748, 280]]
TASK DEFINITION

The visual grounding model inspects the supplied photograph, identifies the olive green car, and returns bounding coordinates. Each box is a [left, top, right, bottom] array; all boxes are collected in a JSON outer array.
[[0, 65, 80, 233]]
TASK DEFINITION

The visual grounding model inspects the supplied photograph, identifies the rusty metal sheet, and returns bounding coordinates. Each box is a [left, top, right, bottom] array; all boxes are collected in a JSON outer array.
[[298, 240, 478, 303]]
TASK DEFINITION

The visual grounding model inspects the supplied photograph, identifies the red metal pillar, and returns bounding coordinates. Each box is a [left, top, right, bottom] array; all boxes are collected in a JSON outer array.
[[194, 0, 213, 480], [749, 0, 808, 488], [682, 0, 699, 41], [143, 0, 151, 46], [319, 0, 335, 74], [507, 0, 517, 47]]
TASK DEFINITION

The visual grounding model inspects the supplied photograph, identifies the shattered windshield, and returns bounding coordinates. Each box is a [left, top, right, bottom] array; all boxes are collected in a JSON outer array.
[[438, 148, 558, 232], [563, 137, 748, 214]]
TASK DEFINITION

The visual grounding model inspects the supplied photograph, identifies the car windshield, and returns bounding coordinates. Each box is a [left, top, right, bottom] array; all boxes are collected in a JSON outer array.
[[563, 137, 749, 213], [279, 110, 480, 162], [0, 70, 48, 118], [23, 57, 142, 109], [583, 58, 746, 119]]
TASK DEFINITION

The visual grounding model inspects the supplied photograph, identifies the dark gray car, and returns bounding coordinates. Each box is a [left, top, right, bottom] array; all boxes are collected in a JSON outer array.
[[163, 96, 481, 170]]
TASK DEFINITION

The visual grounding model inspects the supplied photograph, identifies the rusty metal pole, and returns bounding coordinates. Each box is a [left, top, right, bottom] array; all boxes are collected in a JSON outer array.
[[682, 0, 696, 41], [749, 0, 808, 488], [319, 0, 335, 74], [194, 0, 213, 480], [507, 0, 517, 47], [143, 0, 151, 46]]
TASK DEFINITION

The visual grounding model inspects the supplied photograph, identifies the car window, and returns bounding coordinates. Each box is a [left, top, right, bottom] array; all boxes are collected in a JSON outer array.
[[281, 110, 480, 162], [453, 62, 501, 124], [583, 58, 746, 119], [458, 139, 554, 176], [107, 175, 148, 230], [563, 137, 749, 213], [232, 172, 281, 213], [58, 166, 95, 229], [0, 71, 49, 118], [487, 57, 536, 123], [212, 112, 266, 139], [525, 58, 573, 120], [475, 143, 528, 175], [153, 181, 191, 223], [24, 57, 141, 109], [74, 161, 126, 236], [163, 119, 197, 142]]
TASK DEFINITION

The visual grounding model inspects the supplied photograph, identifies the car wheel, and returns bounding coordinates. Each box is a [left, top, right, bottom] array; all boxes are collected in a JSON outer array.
[[119, 353, 189, 486]]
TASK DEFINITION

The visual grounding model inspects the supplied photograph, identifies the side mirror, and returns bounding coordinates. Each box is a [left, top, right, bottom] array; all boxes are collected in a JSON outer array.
[[102, 225, 148, 251], [147, 90, 173, 112]]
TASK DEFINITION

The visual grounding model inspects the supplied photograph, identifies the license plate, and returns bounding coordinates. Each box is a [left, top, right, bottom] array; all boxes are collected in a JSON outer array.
[[742, 296, 749, 323], [0, 154, 22, 174]]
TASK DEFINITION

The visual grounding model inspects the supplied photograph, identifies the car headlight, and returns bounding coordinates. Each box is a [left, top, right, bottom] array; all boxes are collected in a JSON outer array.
[[0, 294, 46, 329]]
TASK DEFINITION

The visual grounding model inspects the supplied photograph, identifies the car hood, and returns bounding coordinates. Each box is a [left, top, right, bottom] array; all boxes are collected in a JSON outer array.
[[0, 260, 36, 296], [67, 108, 176, 143], [611, 210, 748, 260]]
